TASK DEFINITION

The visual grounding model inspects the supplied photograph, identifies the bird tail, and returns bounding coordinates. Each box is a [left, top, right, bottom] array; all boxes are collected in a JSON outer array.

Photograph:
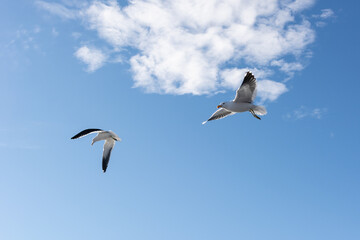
[[252, 105, 267, 116]]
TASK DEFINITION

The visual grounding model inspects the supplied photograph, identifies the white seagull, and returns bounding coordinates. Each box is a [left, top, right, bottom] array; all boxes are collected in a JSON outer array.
[[203, 71, 267, 124], [71, 129, 122, 173]]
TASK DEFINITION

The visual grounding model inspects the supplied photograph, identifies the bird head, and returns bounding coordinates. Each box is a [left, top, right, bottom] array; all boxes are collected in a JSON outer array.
[[217, 102, 226, 108], [109, 131, 122, 142]]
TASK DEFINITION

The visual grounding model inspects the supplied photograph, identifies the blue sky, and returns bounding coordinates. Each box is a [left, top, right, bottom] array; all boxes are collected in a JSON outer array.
[[1, 0, 360, 239]]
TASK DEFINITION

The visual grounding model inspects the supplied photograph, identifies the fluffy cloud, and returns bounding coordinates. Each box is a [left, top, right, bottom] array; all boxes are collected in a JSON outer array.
[[257, 80, 288, 102], [38, 0, 320, 101], [74, 46, 107, 72]]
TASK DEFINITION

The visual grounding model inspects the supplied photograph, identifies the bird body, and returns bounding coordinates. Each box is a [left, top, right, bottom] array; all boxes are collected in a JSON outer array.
[[203, 71, 267, 124], [221, 102, 267, 115], [71, 129, 121, 172], [221, 102, 254, 113], [91, 131, 120, 145]]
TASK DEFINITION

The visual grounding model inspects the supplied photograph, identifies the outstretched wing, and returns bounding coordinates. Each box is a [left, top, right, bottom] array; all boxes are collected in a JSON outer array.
[[234, 71, 257, 103], [71, 129, 103, 139], [202, 108, 235, 124], [102, 139, 115, 173]]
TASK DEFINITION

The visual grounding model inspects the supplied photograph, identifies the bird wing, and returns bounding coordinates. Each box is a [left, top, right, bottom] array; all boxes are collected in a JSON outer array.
[[71, 129, 103, 139], [202, 108, 235, 124], [102, 139, 115, 173], [233, 71, 257, 103]]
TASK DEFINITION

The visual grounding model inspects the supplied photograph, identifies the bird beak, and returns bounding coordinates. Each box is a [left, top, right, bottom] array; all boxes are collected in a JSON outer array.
[[217, 105, 222, 108]]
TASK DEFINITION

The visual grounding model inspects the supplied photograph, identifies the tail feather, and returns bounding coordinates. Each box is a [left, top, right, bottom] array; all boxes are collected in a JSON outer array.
[[252, 105, 267, 116]]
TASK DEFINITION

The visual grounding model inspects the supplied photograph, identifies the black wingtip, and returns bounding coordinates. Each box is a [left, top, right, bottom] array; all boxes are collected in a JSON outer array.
[[245, 71, 254, 78], [71, 128, 103, 140]]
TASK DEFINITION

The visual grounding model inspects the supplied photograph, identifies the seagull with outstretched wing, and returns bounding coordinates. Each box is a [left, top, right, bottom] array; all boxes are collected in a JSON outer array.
[[71, 129, 121, 173], [203, 71, 267, 124]]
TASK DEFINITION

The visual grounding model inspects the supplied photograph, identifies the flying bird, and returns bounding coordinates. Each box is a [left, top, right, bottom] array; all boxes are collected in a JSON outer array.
[[71, 129, 121, 173], [203, 71, 267, 124]]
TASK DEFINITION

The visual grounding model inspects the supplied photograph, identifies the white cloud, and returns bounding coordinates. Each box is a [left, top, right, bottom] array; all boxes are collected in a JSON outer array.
[[52, 28, 59, 37], [39, 0, 319, 101], [287, 0, 315, 12], [313, 8, 335, 27], [8, 27, 41, 51], [72, 32, 82, 39], [271, 59, 304, 79], [220, 68, 250, 90], [74, 46, 107, 72], [311, 107, 327, 119], [318, 9, 335, 19], [257, 80, 288, 102], [36, 0, 77, 19], [285, 106, 327, 120]]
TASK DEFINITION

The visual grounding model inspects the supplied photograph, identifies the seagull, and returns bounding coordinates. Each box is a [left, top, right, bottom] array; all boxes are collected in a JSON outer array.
[[203, 71, 267, 124], [71, 129, 121, 173]]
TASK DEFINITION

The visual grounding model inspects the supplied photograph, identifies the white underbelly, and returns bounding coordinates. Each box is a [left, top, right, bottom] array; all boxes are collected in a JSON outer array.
[[225, 102, 253, 113]]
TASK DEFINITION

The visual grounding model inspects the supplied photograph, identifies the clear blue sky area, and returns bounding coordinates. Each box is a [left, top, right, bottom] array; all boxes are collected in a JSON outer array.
[[1, 1, 359, 240]]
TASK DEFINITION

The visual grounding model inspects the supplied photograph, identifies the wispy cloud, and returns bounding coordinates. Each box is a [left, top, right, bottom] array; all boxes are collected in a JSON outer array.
[[38, 0, 320, 101], [271, 59, 304, 79], [5, 26, 41, 50], [52, 27, 59, 37], [74, 45, 107, 72], [285, 106, 327, 120], [34, 25, 41, 34], [313, 9, 335, 19], [36, 0, 77, 19], [71, 32, 82, 39], [313, 8, 335, 27]]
